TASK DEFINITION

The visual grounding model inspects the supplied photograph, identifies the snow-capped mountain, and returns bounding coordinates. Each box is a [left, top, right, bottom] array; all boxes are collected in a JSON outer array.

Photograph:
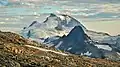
[[21, 13, 86, 39], [21, 13, 111, 43], [21, 13, 120, 60]]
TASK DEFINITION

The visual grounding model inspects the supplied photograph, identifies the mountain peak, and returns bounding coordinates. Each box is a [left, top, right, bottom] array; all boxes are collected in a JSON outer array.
[[67, 26, 85, 40], [49, 13, 57, 17], [71, 26, 84, 32], [29, 21, 38, 27]]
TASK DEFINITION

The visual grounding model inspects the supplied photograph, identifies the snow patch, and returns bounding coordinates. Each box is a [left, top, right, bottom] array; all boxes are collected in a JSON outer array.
[[117, 52, 120, 56], [67, 47, 72, 51], [81, 51, 92, 56], [58, 15, 65, 20], [25, 45, 68, 56], [95, 45, 112, 51], [55, 41, 63, 48]]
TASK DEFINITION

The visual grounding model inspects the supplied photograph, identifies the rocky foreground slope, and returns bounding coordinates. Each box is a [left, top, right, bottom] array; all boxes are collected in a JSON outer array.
[[0, 31, 120, 67]]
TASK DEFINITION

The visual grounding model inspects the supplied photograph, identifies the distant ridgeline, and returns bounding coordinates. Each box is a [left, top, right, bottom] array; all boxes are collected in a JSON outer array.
[[21, 13, 120, 61]]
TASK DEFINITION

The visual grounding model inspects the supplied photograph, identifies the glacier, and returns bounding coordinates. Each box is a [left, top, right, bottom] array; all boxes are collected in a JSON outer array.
[[21, 13, 120, 60]]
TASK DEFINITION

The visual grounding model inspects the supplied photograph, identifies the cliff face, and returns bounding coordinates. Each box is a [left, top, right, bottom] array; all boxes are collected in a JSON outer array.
[[0, 31, 120, 67]]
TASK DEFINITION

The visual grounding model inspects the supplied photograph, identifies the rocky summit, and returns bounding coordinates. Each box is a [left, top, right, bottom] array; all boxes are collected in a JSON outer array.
[[0, 31, 120, 67]]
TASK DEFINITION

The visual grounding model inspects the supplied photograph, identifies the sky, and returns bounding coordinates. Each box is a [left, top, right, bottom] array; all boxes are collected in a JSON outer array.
[[0, 0, 120, 35]]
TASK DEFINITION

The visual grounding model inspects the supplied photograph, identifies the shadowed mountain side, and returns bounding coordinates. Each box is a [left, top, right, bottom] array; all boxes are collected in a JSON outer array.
[[44, 26, 120, 60], [44, 26, 104, 58]]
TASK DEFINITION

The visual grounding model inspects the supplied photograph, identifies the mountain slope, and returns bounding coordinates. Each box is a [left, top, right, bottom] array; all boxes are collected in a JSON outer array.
[[0, 31, 120, 67], [44, 26, 120, 60], [44, 26, 104, 58]]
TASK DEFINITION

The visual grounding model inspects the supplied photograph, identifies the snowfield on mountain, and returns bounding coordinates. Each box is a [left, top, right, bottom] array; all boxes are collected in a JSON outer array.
[[21, 13, 120, 61]]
